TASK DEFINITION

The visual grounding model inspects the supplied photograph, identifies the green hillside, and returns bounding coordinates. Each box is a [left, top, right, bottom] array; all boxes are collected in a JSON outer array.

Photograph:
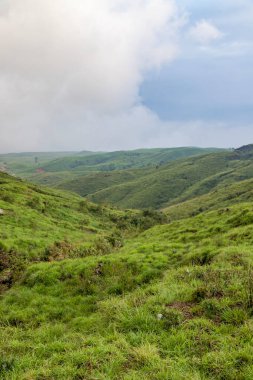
[[39, 147, 223, 173], [87, 147, 253, 209], [164, 177, 253, 221], [1, 147, 223, 186], [57, 169, 145, 197], [0, 171, 164, 292], [0, 152, 80, 176], [53, 149, 233, 201], [1, 174, 253, 378]]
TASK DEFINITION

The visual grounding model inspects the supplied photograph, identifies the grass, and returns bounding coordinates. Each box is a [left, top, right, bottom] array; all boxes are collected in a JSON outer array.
[[0, 171, 165, 293], [0, 172, 115, 258], [87, 148, 253, 209], [5, 147, 253, 213], [1, 170, 253, 378], [1, 147, 224, 185], [164, 177, 253, 220], [0, 152, 79, 176], [34, 147, 223, 173], [5, 148, 247, 212]]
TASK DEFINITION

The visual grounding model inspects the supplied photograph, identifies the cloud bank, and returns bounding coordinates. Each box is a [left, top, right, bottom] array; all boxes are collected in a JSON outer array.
[[0, 0, 185, 152], [189, 20, 223, 45], [0, 0, 251, 153]]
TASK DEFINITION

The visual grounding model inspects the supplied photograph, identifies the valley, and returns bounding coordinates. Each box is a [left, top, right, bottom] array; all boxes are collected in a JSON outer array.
[[1, 145, 253, 379]]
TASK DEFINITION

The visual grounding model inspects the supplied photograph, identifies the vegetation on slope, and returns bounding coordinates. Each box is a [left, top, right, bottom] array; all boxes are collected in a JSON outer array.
[[164, 177, 253, 221], [38, 147, 223, 173], [87, 147, 253, 209], [57, 169, 145, 197], [0, 172, 165, 292], [0, 152, 79, 176], [1, 147, 253, 379], [1, 148, 224, 185], [1, 199, 253, 378]]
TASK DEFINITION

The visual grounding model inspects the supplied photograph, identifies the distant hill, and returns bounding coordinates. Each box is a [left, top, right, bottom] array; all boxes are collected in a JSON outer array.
[[7, 146, 252, 212], [235, 144, 253, 156], [57, 169, 143, 196], [26, 147, 225, 193], [39, 147, 223, 173], [86, 147, 253, 209], [0, 151, 80, 176], [164, 177, 253, 220], [0, 147, 223, 181]]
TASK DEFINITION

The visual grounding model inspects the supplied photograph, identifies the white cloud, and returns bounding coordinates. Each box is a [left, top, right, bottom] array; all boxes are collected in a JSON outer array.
[[144, 119, 252, 149], [199, 40, 253, 57], [0, 0, 185, 152], [189, 20, 223, 45], [29, 106, 252, 151], [1, 1, 249, 153]]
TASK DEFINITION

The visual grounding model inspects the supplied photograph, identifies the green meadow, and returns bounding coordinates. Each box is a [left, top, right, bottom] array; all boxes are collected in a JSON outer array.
[[1, 146, 253, 379]]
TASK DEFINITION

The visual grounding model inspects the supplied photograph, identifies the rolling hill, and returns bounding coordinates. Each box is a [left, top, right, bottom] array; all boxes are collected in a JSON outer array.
[[85, 146, 253, 209], [1, 170, 253, 378], [0, 151, 80, 176], [0, 147, 224, 183], [0, 171, 164, 292], [39, 147, 223, 173], [164, 177, 253, 221]]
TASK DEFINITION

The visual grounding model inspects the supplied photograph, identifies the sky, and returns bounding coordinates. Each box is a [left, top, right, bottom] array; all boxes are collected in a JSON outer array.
[[0, 0, 252, 153]]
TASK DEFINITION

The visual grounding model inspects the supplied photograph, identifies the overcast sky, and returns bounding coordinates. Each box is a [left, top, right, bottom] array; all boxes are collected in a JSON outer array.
[[0, 0, 252, 153]]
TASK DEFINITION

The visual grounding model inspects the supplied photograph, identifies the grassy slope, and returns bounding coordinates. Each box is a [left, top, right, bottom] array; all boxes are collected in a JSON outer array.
[[88, 148, 253, 209], [0, 172, 112, 258], [164, 177, 253, 221], [0, 152, 81, 176], [0, 172, 163, 265], [7, 147, 223, 186], [40, 147, 223, 172], [57, 169, 147, 197], [1, 199, 253, 378], [52, 148, 225, 195]]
